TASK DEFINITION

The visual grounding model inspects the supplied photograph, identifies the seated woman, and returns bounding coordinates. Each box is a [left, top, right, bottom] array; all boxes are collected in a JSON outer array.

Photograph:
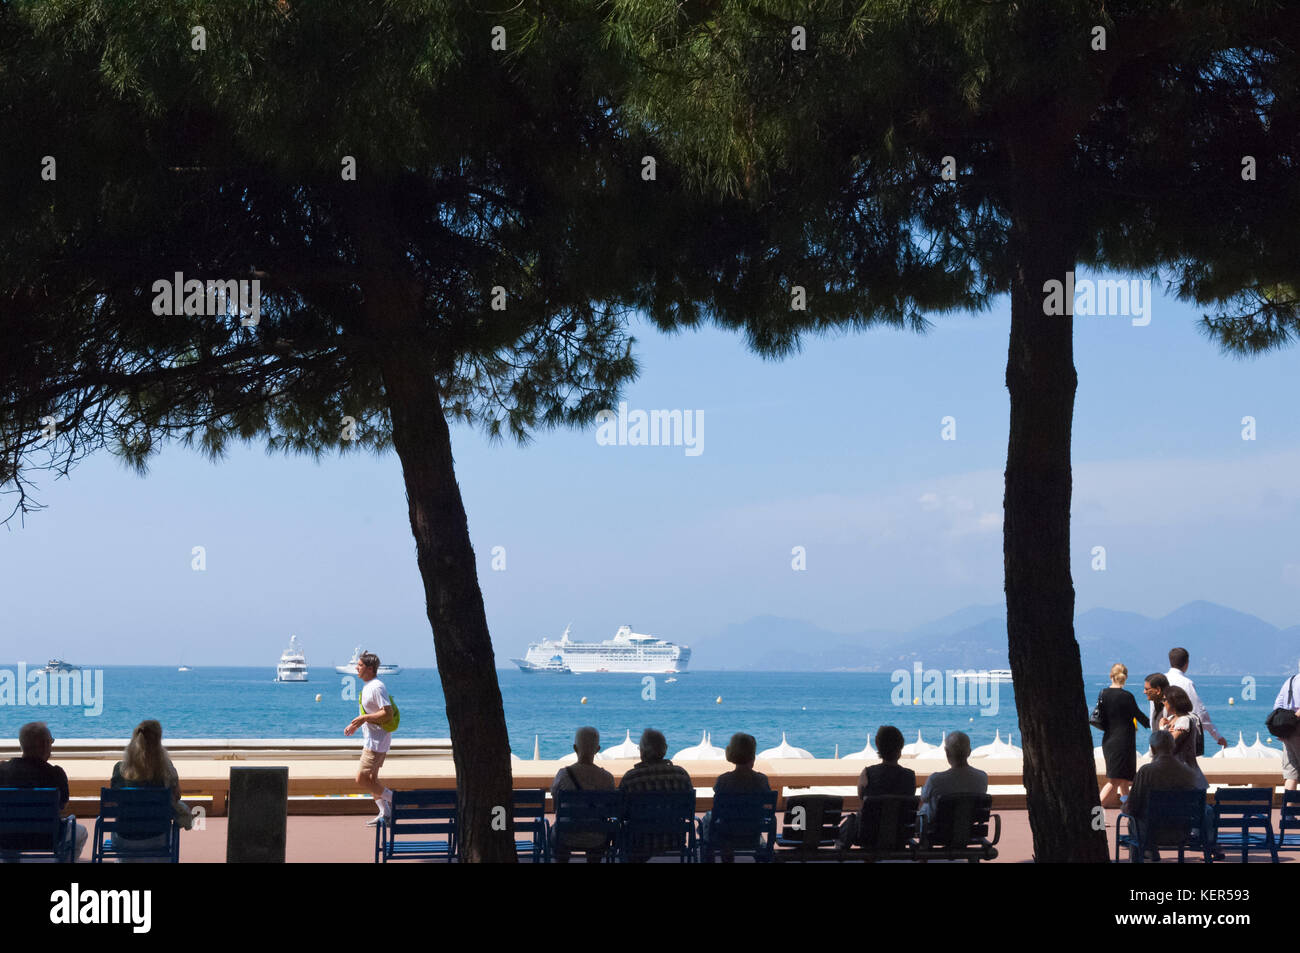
[[705, 733, 771, 861], [837, 725, 917, 848], [109, 719, 193, 860]]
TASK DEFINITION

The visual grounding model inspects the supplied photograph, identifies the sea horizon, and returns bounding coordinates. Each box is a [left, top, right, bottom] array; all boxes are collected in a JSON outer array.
[[2, 667, 1289, 761]]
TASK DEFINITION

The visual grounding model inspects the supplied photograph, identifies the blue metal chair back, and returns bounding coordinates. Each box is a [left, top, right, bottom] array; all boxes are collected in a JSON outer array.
[[1212, 787, 1277, 862], [859, 795, 920, 851], [621, 790, 696, 862], [554, 789, 622, 852], [378, 789, 457, 862], [777, 794, 843, 850], [924, 794, 992, 848], [0, 787, 71, 861], [1280, 790, 1300, 851], [512, 788, 550, 862], [94, 787, 178, 862], [705, 791, 776, 861], [1143, 789, 1209, 860]]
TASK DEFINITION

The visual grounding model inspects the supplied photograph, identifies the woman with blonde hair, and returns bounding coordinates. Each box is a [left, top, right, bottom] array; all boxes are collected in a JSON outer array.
[[1094, 663, 1149, 808], [109, 719, 193, 858]]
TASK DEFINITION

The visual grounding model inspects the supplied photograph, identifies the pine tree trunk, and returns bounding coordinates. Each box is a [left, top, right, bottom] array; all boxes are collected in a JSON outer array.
[[1004, 155, 1110, 862], [349, 186, 517, 862], [380, 346, 518, 862]]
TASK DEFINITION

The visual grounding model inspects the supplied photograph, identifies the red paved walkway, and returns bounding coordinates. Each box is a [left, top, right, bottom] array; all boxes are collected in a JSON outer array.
[[110, 808, 1293, 863]]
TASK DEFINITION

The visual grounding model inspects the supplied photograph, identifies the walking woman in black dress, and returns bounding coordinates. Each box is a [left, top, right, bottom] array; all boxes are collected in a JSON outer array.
[[1096, 664, 1150, 807]]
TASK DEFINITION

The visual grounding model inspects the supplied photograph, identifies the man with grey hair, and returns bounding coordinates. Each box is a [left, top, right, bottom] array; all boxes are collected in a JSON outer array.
[[550, 726, 615, 863], [1126, 729, 1202, 862], [618, 729, 693, 862], [0, 722, 87, 861], [917, 730, 987, 824]]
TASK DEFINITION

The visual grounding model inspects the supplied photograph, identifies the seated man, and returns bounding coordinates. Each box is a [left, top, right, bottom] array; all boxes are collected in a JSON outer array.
[[550, 726, 616, 863], [618, 729, 694, 862], [917, 731, 987, 830], [1126, 729, 1204, 862], [837, 725, 917, 848], [0, 722, 87, 862], [703, 733, 771, 861]]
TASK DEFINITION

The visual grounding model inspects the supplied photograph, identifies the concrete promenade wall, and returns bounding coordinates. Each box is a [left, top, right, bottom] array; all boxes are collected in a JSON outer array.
[[43, 740, 1296, 817]]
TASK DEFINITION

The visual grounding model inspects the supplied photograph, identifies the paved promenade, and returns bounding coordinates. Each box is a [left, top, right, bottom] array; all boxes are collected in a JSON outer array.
[[117, 807, 1295, 863]]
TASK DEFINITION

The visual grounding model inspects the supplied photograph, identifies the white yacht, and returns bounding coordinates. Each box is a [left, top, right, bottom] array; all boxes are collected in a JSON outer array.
[[40, 659, 79, 673], [275, 636, 309, 682], [950, 669, 1013, 682], [334, 647, 401, 676], [512, 625, 690, 674]]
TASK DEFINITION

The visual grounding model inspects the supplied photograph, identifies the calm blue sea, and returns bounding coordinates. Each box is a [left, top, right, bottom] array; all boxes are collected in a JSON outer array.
[[0, 667, 1290, 759]]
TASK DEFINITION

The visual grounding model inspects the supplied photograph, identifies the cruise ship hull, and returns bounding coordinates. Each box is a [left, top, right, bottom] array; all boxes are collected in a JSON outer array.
[[513, 626, 690, 674]]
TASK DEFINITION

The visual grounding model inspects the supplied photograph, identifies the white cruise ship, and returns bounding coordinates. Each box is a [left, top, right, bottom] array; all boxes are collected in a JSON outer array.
[[950, 669, 1013, 682], [275, 635, 309, 682], [334, 647, 401, 676], [512, 625, 690, 674]]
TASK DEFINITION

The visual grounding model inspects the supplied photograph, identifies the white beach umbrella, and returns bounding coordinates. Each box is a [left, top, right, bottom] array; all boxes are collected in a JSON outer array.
[[596, 729, 641, 761], [533, 735, 540, 761], [842, 736, 877, 761], [510, 752, 522, 763], [1249, 732, 1284, 760], [673, 730, 727, 761], [1212, 732, 1250, 759], [900, 730, 941, 759], [970, 730, 1004, 758], [558, 751, 579, 765], [758, 731, 814, 759], [977, 731, 1020, 759]]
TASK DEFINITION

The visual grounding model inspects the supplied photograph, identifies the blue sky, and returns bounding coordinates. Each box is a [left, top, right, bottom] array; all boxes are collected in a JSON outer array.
[[2, 271, 1298, 667]]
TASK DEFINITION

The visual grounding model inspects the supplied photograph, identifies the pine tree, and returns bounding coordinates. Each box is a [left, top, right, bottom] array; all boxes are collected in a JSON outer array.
[[602, 0, 1300, 860], [0, 0, 696, 861]]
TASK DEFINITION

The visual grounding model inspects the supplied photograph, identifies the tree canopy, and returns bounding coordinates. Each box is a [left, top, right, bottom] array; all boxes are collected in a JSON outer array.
[[600, 0, 1300, 860]]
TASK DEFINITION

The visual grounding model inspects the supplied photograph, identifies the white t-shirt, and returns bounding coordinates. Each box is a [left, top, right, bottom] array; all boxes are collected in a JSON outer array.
[[361, 679, 392, 753]]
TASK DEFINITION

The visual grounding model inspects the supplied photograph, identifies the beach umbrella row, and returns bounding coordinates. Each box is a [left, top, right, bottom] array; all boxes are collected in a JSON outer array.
[[525, 728, 1030, 760], [1211, 732, 1284, 760], [527, 727, 1286, 760]]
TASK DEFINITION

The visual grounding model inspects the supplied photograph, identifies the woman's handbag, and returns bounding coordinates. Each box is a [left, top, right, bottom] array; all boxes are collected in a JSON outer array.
[[1089, 691, 1108, 731], [1267, 676, 1299, 739]]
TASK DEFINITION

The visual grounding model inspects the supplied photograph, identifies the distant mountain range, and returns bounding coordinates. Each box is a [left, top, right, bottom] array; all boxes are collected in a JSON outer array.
[[689, 601, 1300, 675]]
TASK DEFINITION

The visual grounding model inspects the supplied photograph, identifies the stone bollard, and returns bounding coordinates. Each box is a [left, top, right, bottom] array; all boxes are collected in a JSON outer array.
[[226, 766, 289, 863]]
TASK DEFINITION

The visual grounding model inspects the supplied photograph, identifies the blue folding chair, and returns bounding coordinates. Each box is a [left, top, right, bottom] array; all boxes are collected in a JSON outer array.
[[915, 794, 1000, 862], [552, 789, 622, 863], [512, 789, 551, 863], [93, 787, 179, 863], [1212, 787, 1278, 863], [1115, 789, 1211, 863], [0, 788, 76, 862], [856, 794, 922, 856], [774, 794, 843, 858], [1277, 790, 1300, 854], [619, 790, 697, 863], [698, 791, 776, 862], [376, 789, 457, 863]]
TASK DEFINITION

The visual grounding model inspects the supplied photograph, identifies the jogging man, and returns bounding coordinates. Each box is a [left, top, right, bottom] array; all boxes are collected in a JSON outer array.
[[344, 652, 394, 826]]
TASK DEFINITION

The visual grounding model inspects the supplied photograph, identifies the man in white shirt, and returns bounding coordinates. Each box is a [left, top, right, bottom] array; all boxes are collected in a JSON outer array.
[[918, 731, 988, 824], [550, 726, 616, 863], [1164, 647, 1227, 750], [344, 652, 394, 826], [1273, 666, 1300, 791]]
